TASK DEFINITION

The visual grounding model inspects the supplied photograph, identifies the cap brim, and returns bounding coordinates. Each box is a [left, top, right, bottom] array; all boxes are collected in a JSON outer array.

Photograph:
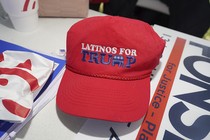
[[56, 69, 150, 122]]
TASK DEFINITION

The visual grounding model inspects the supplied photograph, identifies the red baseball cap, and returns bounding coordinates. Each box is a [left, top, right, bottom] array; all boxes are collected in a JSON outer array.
[[56, 16, 165, 122]]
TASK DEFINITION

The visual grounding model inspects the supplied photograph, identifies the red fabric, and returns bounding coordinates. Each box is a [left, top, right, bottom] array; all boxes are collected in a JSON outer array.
[[56, 16, 165, 122], [2, 99, 30, 118]]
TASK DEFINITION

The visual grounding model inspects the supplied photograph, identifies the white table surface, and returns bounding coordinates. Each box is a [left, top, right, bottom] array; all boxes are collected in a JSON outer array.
[[0, 9, 105, 140]]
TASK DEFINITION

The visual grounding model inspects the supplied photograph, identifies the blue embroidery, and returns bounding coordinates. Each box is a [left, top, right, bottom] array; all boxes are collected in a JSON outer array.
[[81, 50, 136, 68], [113, 55, 124, 67]]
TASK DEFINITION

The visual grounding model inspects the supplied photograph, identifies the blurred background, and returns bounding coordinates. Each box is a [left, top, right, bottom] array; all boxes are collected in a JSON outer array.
[[90, 0, 210, 40]]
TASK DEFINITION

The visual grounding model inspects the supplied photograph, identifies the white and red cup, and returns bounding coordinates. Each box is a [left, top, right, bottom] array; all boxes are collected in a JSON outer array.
[[0, 0, 39, 32]]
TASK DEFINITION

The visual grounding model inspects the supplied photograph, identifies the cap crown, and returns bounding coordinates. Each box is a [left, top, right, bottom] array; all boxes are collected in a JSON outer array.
[[66, 16, 165, 80]]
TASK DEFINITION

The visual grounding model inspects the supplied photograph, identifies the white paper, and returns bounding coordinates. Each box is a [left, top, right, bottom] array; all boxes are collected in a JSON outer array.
[[0, 50, 54, 122]]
